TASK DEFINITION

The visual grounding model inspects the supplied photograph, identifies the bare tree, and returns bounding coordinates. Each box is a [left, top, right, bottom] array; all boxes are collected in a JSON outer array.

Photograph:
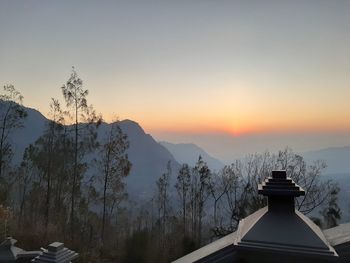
[[209, 167, 232, 227], [156, 160, 172, 248], [321, 184, 341, 229], [17, 145, 36, 226], [190, 156, 211, 245], [61, 67, 101, 238], [277, 148, 336, 215], [98, 121, 131, 242], [175, 163, 191, 237], [0, 85, 27, 189], [43, 99, 65, 230], [18, 99, 72, 235], [211, 149, 339, 237], [213, 162, 251, 236]]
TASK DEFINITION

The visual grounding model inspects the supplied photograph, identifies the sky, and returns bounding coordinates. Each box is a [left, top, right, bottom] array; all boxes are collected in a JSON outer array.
[[1, 1, 350, 161]]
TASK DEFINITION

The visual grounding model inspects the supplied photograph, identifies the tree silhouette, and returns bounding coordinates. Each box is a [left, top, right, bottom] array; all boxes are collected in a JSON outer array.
[[98, 121, 131, 242], [61, 67, 101, 239], [0, 85, 27, 203]]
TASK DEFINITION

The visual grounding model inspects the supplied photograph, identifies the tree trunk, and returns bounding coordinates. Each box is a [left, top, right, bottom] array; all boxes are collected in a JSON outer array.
[[102, 166, 109, 242], [70, 101, 78, 241], [0, 105, 10, 180]]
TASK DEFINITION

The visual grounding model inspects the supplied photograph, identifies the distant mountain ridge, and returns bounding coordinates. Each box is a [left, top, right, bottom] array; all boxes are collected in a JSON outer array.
[[4, 103, 180, 197], [302, 146, 350, 174], [98, 120, 180, 195], [11, 106, 47, 162], [160, 141, 224, 171], [5, 102, 350, 197]]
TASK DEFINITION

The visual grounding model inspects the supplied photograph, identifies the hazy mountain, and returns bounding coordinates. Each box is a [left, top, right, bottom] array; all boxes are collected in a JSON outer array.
[[5, 103, 350, 199], [4, 104, 180, 197], [97, 120, 180, 196], [160, 141, 224, 171], [302, 147, 350, 222], [302, 146, 350, 174], [5, 105, 47, 162]]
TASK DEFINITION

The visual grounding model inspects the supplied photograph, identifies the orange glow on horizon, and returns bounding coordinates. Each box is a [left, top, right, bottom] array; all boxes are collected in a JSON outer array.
[[41, 108, 350, 139], [139, 117, 350, 137]]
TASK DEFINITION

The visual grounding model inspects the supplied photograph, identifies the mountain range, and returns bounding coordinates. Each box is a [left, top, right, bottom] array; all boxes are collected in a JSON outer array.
[[6, 104, 220, 198], [160, 141, 224, 171], [8, 106, 179, 197], [302, 147, 350, 174], [5, 103, 350, 199]]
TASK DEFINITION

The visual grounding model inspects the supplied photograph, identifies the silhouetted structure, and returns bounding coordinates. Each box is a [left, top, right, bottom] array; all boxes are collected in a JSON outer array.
[[173, 170, 350, 263], [0, 239, 78, 263], [31, 242, 78, 263], [0, 237, 40, 263]]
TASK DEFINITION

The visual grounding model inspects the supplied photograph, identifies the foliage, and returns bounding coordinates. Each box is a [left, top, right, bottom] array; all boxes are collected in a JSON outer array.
[[97, 121, 131, 242], [320, 184, 341, 229], [61, 67, 101, 239], [156, 160, 172, 251], [0, 85, 27, 203]]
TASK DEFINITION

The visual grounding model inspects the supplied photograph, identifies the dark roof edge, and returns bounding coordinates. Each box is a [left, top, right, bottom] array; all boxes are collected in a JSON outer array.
[[172, 232, 237, 263]]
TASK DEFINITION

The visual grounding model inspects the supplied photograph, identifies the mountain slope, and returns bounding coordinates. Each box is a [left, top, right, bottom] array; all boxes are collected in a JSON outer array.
[[160, 141, 224, 171], [10, 106, 47, 162], [3, 103, 179, 197], [98, 121, 180, 196]]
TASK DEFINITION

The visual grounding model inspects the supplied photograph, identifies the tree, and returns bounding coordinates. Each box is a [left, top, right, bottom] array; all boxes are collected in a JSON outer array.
[[277, 148, 336, 215], [61, 67, 101, 238], [0, 205, 11, 238], [321, 184, 341, 229], [156, 161, 172, 248], [221, 149, 337, 218], [209, 167, 231, 227], [175, 164, 191, 237], [211, 149, 340, 237], [98, 121, 131, 242], [212, 162, 250, 236], [0, 85, 27, 199], [17, 100, 73, 235], [16, 145, 36, 226], [42, 99, 65, 230], [189, 156, 211, 245]]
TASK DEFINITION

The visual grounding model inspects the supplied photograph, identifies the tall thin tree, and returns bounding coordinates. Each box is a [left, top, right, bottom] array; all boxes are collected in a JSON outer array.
[[0, 85, 27, 179], [61, 67, 101, 238], [175, 163, 191, 237], [98, 121, 131, 242], [0, 85, 27, 203]]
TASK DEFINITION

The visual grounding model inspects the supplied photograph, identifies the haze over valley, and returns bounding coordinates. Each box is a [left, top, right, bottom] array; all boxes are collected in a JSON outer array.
[[1, 1, 350, 262]]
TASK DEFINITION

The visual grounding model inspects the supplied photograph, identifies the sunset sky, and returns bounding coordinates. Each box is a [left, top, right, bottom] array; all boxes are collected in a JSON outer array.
[[1, 1, 350, 160]]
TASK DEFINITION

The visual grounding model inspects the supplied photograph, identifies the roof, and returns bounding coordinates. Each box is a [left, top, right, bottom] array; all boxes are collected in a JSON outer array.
[[172, 170, 345, 263], [0, 238, 23, 262], [172, 222, 350, 263], [235, 171, 337, 261], [324, 223, 350, 247], [172, 232, 237, 263], [235, 208, 337, 260], [0, 237, 40, 262]]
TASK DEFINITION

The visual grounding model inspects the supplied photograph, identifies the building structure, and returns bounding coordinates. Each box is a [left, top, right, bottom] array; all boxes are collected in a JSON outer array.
[[173, 170, 350, 263], [0, 237, 40, 263], [31, 242, 78, 263], [0, 239, 78, 263]]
